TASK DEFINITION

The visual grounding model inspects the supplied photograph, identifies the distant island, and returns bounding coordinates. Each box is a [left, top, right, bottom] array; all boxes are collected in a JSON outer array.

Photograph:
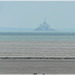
[[34, 20, 55, 31]]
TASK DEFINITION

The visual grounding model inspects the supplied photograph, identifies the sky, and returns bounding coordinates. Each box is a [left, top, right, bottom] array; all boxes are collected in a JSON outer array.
[[0, 1, 75, 31]]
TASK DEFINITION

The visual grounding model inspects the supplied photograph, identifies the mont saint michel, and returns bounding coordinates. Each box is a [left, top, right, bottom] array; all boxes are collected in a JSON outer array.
[[34, 20, 55, 31]]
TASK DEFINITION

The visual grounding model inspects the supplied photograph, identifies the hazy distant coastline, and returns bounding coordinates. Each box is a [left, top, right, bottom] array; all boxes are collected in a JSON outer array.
[[0, 27, 75, 32]]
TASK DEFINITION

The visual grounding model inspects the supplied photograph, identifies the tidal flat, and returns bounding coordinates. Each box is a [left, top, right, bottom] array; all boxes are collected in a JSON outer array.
[[0, 59, 75, 74], [0, 39, 75, 74], [0, 41, 75, 57]]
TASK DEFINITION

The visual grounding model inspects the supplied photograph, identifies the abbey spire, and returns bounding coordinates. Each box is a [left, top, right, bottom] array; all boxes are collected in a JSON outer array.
[[34, 20, 55, 31]]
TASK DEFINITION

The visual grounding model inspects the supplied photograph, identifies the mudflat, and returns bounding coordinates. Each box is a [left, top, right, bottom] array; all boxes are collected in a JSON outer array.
[[0, 41, 75, 57], [0, 59, 75, 74], [0, 40, 75, 74]]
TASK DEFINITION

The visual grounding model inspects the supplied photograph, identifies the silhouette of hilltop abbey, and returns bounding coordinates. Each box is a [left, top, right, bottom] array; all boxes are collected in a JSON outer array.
[[34, 20, 55, 31]]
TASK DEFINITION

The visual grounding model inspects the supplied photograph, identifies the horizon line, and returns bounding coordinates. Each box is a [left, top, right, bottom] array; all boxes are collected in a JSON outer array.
[[0, 0, 75, 1]]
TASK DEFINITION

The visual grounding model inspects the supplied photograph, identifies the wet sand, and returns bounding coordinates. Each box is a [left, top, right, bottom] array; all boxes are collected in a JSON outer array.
[[0, 41, 75, 74], [0, 41, 75, 57], [0, 59, 75, 74]]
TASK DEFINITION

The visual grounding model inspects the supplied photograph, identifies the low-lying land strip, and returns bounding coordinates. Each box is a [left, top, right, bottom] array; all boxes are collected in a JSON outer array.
[[0, 56, 75, 59]]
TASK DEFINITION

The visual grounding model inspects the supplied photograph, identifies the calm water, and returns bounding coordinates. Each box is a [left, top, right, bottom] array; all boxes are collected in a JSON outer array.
[[0, 32, 75, 41]]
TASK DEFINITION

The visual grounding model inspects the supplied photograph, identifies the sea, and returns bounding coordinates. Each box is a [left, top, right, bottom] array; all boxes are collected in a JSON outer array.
[[0, 32, 75, 57], [0, 32, 75, 41]]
